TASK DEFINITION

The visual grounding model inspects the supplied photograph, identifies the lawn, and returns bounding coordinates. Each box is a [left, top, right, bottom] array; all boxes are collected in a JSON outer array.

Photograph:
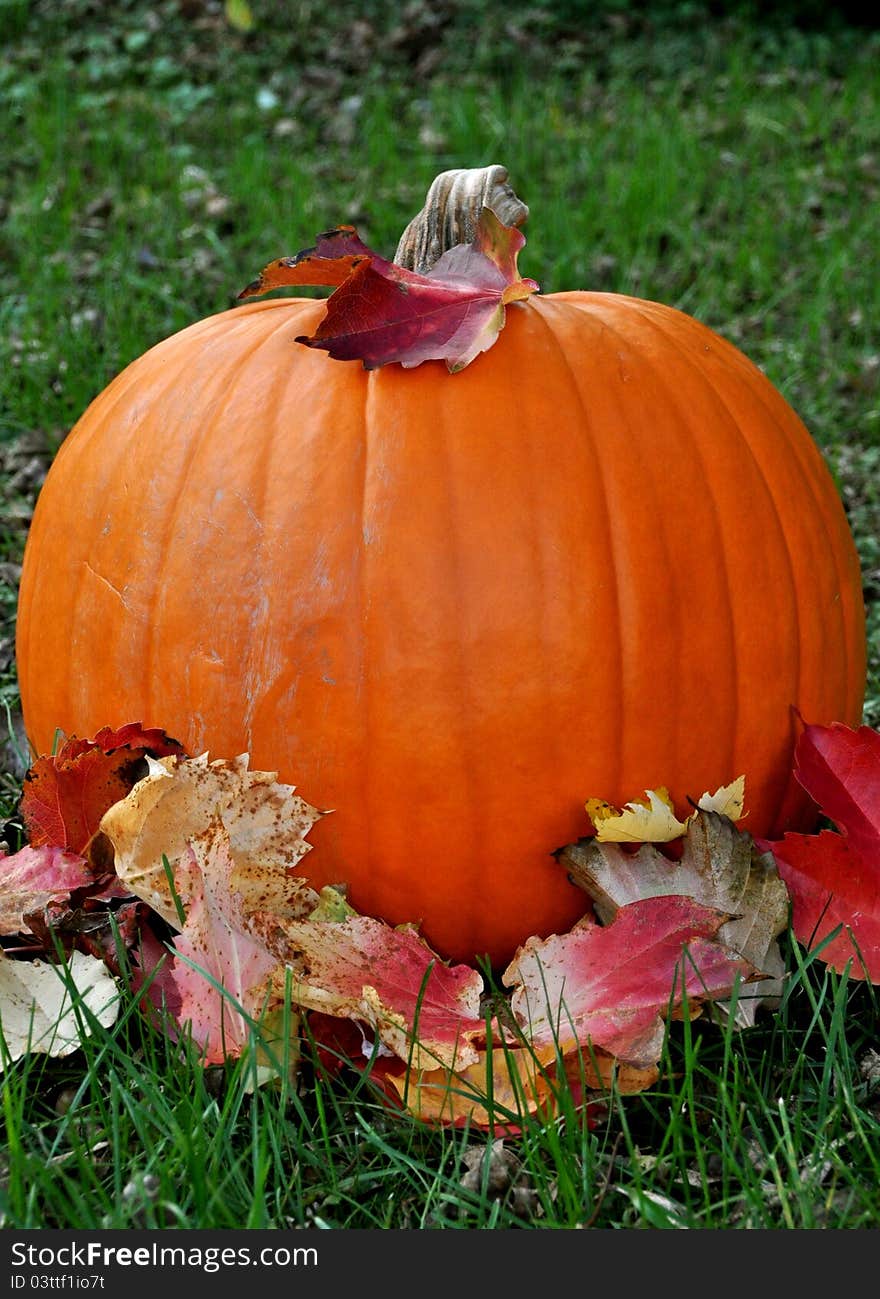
[[1, 0, 879, 1230]]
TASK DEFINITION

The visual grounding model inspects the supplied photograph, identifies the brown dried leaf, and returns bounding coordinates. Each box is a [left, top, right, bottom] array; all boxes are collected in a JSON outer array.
[[99, 753, 322, 928]]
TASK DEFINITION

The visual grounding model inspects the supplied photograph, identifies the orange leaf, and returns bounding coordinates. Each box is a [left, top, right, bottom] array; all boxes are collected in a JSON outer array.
[[21, 724, 186, 855]]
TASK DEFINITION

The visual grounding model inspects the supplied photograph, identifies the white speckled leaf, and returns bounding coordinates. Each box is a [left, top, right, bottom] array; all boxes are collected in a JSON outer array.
[[0, 950, 119, 1069], [100, 753, 322, 928]]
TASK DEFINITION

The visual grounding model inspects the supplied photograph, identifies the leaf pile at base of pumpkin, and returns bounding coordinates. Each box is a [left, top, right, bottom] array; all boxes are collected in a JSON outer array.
[[3, 718, 879, 1127], [0, 726, 752, 1126]]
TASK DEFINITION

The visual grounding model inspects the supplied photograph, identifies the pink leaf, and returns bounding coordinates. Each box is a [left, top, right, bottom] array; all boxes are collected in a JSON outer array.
[[282, 915, 486, 1070], [503, 896, 756, 1068], [161, 823, 291, 1063], [0, 844, 97, 936]]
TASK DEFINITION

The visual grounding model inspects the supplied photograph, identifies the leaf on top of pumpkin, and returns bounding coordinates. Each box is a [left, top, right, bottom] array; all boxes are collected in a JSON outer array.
[[0, 949, 119, 1071], [503, 896, 756, 1068], [586, 777, 745, 843], [761, 721, 880, 982], [21, 723, 187, 856], [560, 809, 788, 1027], [239, 207, 539, 373], [0, 844, 99, 937], [281, 914, 487, 1071], [99, 752, 323, 928]]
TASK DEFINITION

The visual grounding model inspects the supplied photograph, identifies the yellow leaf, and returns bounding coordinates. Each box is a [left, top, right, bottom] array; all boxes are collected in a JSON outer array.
[[586, 777, 747, 843], [697, 775, 746, 823], [586, 786, 688, 842]]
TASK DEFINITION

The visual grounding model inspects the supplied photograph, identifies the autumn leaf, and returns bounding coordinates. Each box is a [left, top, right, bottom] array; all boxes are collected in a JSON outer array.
[[95, 751, 325, 1064], [0, 723, 188, 961], [61, 724, 186, 764], [239, 207, 539, 372], [21, 724, 186, 855], [281, 915, 487, 1071], [586, 778, 746, 843], [560, 808, 789, 1026], [792, 722, 880, 863], [378, 1039, 654, 1130], [128, 921, 183, 1026], [380, 1046, 558, 1131], [99, 752, 322, 928], [767, 831, 879, 979], [762, 721, 880, 981], [157, 821, 306, 1065], [503, 896, 756, 1070], [0, 949, 119, 1070], [0, 844, 98, 937]]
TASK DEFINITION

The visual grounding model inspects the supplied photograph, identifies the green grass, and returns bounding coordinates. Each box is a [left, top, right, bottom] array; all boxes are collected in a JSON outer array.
[[2, 0, 880, 1230], [2, 936, 879, 1229]]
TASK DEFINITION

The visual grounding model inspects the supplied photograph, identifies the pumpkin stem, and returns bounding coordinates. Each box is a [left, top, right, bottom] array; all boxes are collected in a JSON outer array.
[[394, 165, 529, 274]]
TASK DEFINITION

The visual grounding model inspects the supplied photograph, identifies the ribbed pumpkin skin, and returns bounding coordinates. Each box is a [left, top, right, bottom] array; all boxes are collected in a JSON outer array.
[[16, 293, 866, 966]]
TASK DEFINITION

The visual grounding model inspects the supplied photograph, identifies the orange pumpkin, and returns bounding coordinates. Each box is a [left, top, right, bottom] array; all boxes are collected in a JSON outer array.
[[15, 182, 866, 967]]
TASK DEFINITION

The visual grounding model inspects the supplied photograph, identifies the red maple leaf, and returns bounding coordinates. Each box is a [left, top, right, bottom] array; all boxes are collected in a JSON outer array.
[[20, 723, 187, 855], [239, 208, 539, 372], [504, 895, 756, 1068], [762, 721, 880, 981]]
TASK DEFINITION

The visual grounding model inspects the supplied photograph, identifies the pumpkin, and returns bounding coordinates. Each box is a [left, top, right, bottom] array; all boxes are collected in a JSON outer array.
[[15, 167, 866, 967]]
